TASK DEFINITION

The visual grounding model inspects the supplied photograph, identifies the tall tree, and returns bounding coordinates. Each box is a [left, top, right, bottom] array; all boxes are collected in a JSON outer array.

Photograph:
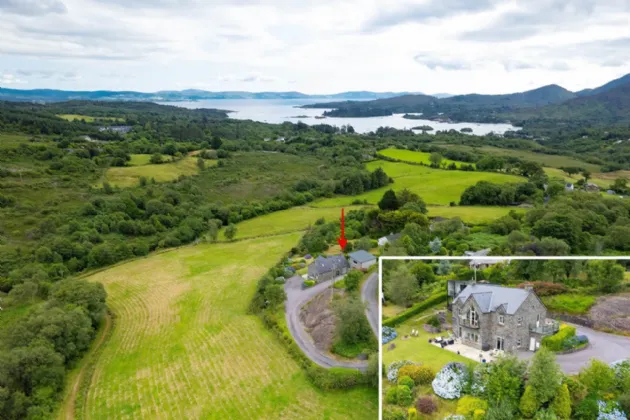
[[378, 189, 399, 211], [527, 347, 562, 406]]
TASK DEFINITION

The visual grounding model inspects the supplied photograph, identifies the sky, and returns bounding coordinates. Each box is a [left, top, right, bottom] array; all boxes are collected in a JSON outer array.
[[1, 0, 629, 95]]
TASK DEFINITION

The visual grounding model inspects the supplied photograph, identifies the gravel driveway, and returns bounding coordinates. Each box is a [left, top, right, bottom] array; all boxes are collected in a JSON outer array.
[[361, 272, 379, 336], [284, 275, 368, 370], [518, 323, 630, 374]]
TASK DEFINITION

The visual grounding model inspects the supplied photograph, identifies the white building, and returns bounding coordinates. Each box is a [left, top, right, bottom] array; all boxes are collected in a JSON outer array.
[[348, 250, 376, 270]]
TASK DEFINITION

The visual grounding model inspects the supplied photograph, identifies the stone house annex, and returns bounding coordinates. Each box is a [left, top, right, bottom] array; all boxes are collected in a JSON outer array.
[[450, 282, 558, 353]]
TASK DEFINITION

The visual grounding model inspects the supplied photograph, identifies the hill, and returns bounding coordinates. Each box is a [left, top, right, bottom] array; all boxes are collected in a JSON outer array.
[[576, 73, 630, 97], [0, 87, 410, 103], [306, 84, 578, 119]]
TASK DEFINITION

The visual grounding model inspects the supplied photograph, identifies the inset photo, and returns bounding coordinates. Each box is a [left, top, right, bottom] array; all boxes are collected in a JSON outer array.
[[380, 257, 630, 420]]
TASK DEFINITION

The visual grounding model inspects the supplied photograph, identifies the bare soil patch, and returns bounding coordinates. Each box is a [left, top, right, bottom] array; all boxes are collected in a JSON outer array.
[[590, 293, 630, 333], [300, 288, 338, 352]]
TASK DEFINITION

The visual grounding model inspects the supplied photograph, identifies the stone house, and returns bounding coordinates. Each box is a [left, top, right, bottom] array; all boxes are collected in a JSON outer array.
[[378, 232, 401, 247], [452, 283, 556, 353], [307, 255, 349, 282]]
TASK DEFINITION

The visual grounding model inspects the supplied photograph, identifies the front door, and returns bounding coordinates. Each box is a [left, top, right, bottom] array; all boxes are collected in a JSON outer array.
[[529, 337, 536, 351], [496, 337, 504, 350]]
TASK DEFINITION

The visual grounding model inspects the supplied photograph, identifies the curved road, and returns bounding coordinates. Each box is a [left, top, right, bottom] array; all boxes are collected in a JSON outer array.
[[285, 274, 377, 371], [361, 272, 379, 336]]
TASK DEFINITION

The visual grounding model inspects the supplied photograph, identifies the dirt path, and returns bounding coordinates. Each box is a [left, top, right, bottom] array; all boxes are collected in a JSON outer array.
[[58, 312, 112, 420]]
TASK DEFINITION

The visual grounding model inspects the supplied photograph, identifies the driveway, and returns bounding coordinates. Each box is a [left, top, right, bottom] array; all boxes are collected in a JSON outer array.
[[518, 323, 630, 374], [361, 272, 379, 337], [284, 275, 368, 371]]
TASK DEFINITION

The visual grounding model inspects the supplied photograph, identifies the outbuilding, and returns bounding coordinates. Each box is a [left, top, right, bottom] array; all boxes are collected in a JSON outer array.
[[347, 250, 376, 270]]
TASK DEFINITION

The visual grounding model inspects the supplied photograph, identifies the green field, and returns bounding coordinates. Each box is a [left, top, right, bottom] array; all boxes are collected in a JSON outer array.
[[101, 156, 216, 188], [313, 160, 524, 207], [222, 205, 371, 240], [437, 144, 601, 172], [428, 206, 524, 224], [128, 154, 153, 166], [543, 167, 630, 189], [74, 233, 376, 419], [379, 148, 475, 169], [0, 133, 34, 149], [57, 114, 124, 123]]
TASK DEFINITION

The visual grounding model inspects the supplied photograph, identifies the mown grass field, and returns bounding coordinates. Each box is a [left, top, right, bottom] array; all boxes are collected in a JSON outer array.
[[77, 233, 376, 419], [428, 206, 523, 224], [222, 205, 371, 240], [101, 157, 217, 188], [544, 167, 630, 190], [56, 114, 124, 123], [313, 160, 524, 207], [128, 154, 153, 166], [437, 144, 601, 172], [378, 148, 476, 169], [0, 133, 34, 149]]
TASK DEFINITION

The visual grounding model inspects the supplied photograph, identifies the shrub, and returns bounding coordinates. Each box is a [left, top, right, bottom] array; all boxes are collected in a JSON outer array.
[[382, 326, 398, 345], [383, 406, 406, 420], [398, 375, 415, 390], [573, 395, 599, 420], [473, 409, 486, 420], [385, 385, 413, 406], [517, 281, 568, 296], [564, 377, 588, 406], [613, 360, 630, 393], [432, 362, 468, 399], [520, 385, 539, 418], [456, 396, 488, 417], [399, 365, 435, 386], [618, 392, 630, 418], [387, 360, 416, 383], [383, 292, 447, 327], [579, 359, 616, 396], [303, 280, 315, 288], [542, 324, 576, 352], [597, 400, 626, 419], [407, 407, 418, 419], [427, 315, 441, 328], [416, 395, 437, 414], [552, 384, 572, 419]]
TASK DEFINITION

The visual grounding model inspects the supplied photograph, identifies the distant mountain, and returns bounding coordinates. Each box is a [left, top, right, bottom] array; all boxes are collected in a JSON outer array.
[[306, 84, 578, 118], [0, 88, 411, 103], [303, 74, 630, 125], [576, 73, 630, 97]]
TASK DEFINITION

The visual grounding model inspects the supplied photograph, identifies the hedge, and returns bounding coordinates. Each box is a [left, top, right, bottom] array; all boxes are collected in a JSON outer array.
[[383, 292, 448, 327], [542, 324, 576, 352]]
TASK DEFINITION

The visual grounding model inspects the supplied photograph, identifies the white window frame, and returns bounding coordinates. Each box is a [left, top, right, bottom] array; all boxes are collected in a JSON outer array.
[[498, 315, 504, 325]]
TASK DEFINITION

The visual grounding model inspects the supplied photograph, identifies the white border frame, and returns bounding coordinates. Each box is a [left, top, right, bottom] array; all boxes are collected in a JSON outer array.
[[377, 255, 630, 420]]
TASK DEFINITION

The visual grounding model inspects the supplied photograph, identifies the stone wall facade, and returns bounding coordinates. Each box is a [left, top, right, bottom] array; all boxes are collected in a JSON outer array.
[[452, 292, 547, 353]]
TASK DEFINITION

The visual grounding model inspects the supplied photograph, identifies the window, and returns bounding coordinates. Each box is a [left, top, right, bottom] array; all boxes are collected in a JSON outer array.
[[498, 315, 504, 325], [469, 308, 478, 327], [517, 316, 523, 326], [517, 338, 522, 348]]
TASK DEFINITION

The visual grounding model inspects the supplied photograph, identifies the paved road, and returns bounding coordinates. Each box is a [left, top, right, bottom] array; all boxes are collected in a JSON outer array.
[[518, 323, 630, 374], [284, 275, 368, 371], [361, 272, 379, 337]]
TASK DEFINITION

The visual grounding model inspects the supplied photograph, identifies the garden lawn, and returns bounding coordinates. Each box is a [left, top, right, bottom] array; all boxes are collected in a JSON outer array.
[[100, 156, 217, 188], [428, 206, 525, 224], [221, 205, 372, 240], [542, 293, 597, 315], [378, 148, 476, 169], [382, 317, 473, 372], [544, 167, 615, 189], [312, 160, 524, 207], [73, 233, 376, 420]]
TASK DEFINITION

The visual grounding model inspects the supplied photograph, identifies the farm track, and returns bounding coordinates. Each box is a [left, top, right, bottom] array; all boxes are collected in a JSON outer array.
[[58, 312, 112, 420]]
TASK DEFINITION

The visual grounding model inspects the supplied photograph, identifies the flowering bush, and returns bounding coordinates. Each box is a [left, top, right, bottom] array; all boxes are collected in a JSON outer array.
[[387, 360, 416, 383], [399, 365, 435, 386], [443, 416, 466, 420], [432, 362, 468, 399], [597, 400, 627, 419], [416, 395, 437, 414], [382, 326, 398, 345]]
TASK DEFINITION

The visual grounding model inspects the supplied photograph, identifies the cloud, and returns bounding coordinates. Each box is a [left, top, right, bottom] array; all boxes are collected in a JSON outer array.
[[0, 0, 66, 16], [218, 73, 280, 83], [459, 0, 628, 42], [362, 0, 498, 32], [413, 54, 472, 70], [0, 72, 27, 84]]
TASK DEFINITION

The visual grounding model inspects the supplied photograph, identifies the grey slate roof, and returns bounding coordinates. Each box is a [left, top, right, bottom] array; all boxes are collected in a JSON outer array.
[[348, 250, 375, 263], [309, 255, 348, 275], [386, 233, 402, 242], [464, 248, 491, 257], [453, 283, 531, 315]]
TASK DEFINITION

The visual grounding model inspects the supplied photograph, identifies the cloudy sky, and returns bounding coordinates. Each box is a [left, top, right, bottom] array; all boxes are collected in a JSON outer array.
[[1, 0, 629, 94]]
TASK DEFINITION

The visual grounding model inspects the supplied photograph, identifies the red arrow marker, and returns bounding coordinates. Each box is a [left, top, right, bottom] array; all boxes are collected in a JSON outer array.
[[337, 207, 347, 250]]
